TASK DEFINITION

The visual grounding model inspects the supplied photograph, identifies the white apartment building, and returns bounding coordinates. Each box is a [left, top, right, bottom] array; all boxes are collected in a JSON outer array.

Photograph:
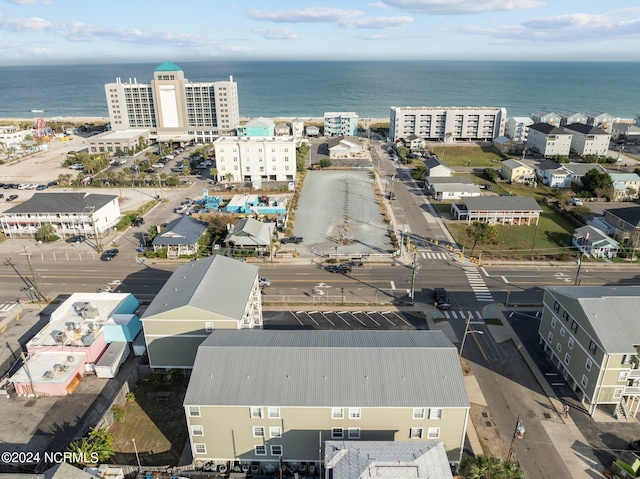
[[563, 123, 611, 157], [526, 123, 572, 157], [506, 117, 533, 142], [214, 136, 297, 183], [0, 126, 32, 146], [105, 61, 239, 144], [390, 106, 506, 143], [324, 112, 359, 137]]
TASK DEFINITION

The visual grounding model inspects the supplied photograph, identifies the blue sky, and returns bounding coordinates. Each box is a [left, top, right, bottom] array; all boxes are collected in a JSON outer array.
[[1, 0, 640, 65]]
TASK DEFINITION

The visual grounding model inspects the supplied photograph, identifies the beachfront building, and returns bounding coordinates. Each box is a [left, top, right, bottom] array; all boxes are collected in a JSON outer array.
[[525, 123, 572, 157], [105, 61, 239, 144], [530, 110, 561, 126], [505, 117, 532, 142], [558, 110, 587, 127], [0, 126, 32, 147], [585, 111, 615, 133], [0, 192, 120, 239], [291, 118, 305, 138], [612, 123, 640, 143], [141, 255, 262, 370], [390, 106, 506, 143], [563, 123, 611, 157], [324, 112, 359, 137], [214, 136, 297, 183], [183, 330, 470, 466], [88, 129, 150, 155], [537, 286, 640, 417], [238, 118, 276, 137]]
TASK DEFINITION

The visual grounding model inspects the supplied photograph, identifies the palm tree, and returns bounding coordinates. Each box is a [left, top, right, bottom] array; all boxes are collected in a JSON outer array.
[[209, 167, 218, 181], [459, 455, 523, 479], [224, 172, 234, 186]]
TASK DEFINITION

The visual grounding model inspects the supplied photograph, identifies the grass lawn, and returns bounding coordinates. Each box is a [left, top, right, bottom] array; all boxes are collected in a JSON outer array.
[[428, 145, 509, 167], [108, 383, 188, 466], [445, 204, 576, 260]]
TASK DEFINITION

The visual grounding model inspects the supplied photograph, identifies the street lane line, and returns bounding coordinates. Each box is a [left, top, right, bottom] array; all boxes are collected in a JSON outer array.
[[502, 276, 510, 283], [390, 281, 396, 290]]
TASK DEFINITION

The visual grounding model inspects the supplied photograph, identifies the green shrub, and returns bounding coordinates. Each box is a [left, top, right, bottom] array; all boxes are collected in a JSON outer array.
[[112, 405, 125, 422]]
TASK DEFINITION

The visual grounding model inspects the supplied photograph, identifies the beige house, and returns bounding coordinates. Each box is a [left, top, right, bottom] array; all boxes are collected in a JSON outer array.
[[501, 159, 535, 184], [184, 330, 469, 470], [538, 286, 640, 417], [141, 255, 262, 370]]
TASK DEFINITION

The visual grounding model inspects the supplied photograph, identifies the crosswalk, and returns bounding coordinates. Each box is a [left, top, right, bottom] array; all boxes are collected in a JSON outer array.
[[0, 302, 17, 317], [437, 310, 484, 320], [464, 267, 494, 302], [420, 251, 449, 260]]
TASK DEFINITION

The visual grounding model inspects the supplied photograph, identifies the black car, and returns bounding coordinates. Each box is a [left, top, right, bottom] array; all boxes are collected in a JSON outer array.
[[6, 194, 18, 201], [132, 217, 145, 227], [327, 264, 352, 274], [36, 184, 48, 190], [280, 236, 303, 244], [100, 249, 119, 261], [47, 181, 58, 187], [66, 235, 85, 243], [433, 288, 451, 310], [349, 259, 363, 267]]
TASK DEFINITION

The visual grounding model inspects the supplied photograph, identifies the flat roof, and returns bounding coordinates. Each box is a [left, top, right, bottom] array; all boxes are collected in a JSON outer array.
[[9, 351, 86, 385], [92, 129, 150, 141]]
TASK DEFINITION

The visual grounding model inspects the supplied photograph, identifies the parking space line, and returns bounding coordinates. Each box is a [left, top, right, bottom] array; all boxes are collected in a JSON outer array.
[[334, 312, 351, 326], [379, 312, 396, 325], [349, 312, 366, 326], [290, 311, 304, 326], [304, 311, 320, 326], [319, 311, 335, 326], [390, 312, 412, 327], [364, 312, 381, 326]]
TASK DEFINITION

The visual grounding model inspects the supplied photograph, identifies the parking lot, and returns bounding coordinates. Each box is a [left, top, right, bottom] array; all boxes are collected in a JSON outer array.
[[263, 310, 426, 330]]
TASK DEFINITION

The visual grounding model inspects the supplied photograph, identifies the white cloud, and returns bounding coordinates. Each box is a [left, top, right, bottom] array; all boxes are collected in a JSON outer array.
[[253, 27, 298, 40], [7, 0, 52, 5], [369, 2, 389, 8], [381, 0, 545, 15], [246, 7, 412, 29]]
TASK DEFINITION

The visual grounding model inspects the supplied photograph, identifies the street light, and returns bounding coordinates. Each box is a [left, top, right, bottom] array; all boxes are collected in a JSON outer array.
[[459, 313, 484, 358]]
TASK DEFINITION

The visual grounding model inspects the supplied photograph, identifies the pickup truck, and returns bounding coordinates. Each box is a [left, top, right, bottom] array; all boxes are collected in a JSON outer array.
[[280, 236, 303, 244]]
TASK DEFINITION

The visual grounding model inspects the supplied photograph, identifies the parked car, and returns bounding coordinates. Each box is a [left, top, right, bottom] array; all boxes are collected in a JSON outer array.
[[258, 277, 271, 287], [118, 158, 128, 165], [571, 198, 583, 206], [47, 181, 58, 187], [36, 184, 48, 190], [68, 163, 84, 170], [280, 236, 303, 244], [327, 264, 352, 273], [66, 235, 85, 243], [433, 288, 451, 310], [348, 259, 364, 267], [132, 217, 145, 227], [6, 194, 18, 201], [0, 194, 4, 199], [100, 249, 119, 261]]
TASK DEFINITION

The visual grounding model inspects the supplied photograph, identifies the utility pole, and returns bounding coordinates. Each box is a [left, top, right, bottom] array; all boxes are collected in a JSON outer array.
[[20, 351, 37, 397], [574, 252, 583, 286], [86, 206, 102, 252], [459, 313, 484, 358], [21, 246, 45, 302], [409, 250, 419, 303]]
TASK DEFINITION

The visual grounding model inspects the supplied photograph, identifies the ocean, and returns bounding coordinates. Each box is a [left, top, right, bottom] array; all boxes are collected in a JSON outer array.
[[0, 61, 639, 120]]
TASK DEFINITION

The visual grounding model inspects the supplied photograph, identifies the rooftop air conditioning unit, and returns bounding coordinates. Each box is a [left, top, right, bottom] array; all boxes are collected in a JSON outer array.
[[43, 371, 53, 380], [54, 331, 66, 345], [81, 307, 99, 319]]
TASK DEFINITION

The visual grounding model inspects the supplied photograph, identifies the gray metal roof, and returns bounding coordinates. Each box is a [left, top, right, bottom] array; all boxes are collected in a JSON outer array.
[[536, 159, 562, 171], [44, 462, 95, 479], [573, 225, 617, 245], [462, 196, 542, 212], [564, 123, 608, 135], [325, 441, 453, 479], [152, 216, 208, 246], [529, 123, 571, 135], [142, 255, 258, 320], [4, 192, 117, 214], [502, 158, 530, 170], [224, 218, 275, 247], [546, 286, 640, 353], [432, 183, 481, 194], [604, 206, 640, 227], [424, 157, 451, 170], [426, 176, 471, 185], [184, 330, 469, 408], [564, 163, 606, 177]]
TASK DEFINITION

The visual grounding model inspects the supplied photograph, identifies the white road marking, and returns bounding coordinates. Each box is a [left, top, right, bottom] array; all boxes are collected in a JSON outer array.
[[390, 281, 396, 290], [502, 276, 510, 284]]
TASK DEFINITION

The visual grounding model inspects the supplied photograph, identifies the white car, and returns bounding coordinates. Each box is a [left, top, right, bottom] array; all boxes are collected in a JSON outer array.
[[258, 277, 271, 287], [571, 198, 583, 206], [68, 163, 84, 170], [152, 163, 165, 168], [18, 184, 29, 189], [118, 158, 128, 165]]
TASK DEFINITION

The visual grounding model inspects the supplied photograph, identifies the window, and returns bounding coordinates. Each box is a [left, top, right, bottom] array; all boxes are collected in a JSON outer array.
[[619, 371, 629, 382], [560, 327, 565, 337], [194, 443, 206, 454], [562, 310, 569, 320], [191, 425, 204, 436], [348, 428, 361, 439], [332, 408, 344, 419], [188, 406, 200, 417], [255, 445, 266, 456], [205, 321, 214, 332], [269, 426, 282, 438], [548, 332, 553, 343], [614, 388, 624, 399], [622, 355, 633, 365], [581, 375, 588, 387], [250, 407, 263, 419], [564, 353, 570, 365], [271, 445, 283, 456], [410, 427, 424, 439], [413, 408, 425, 419], [556, 342, 562, 353], [551, 317, 556, 328], [570, 320, 578, 334], [268, 407, 280, 419], [588, 341, 597, 355], [585, 358, 592, 371], [568, 338, 574, 350], [553, 301, 560, 312], [349, 408, 361, 419], [429, 408, 443, 420], [427, 427, 441, 439], [332, 427, 344, 439], [253, 426, 265, 437]]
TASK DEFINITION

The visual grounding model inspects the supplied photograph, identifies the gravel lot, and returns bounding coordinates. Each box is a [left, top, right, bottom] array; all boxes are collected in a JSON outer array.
[[293, 170, 392, 257]]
